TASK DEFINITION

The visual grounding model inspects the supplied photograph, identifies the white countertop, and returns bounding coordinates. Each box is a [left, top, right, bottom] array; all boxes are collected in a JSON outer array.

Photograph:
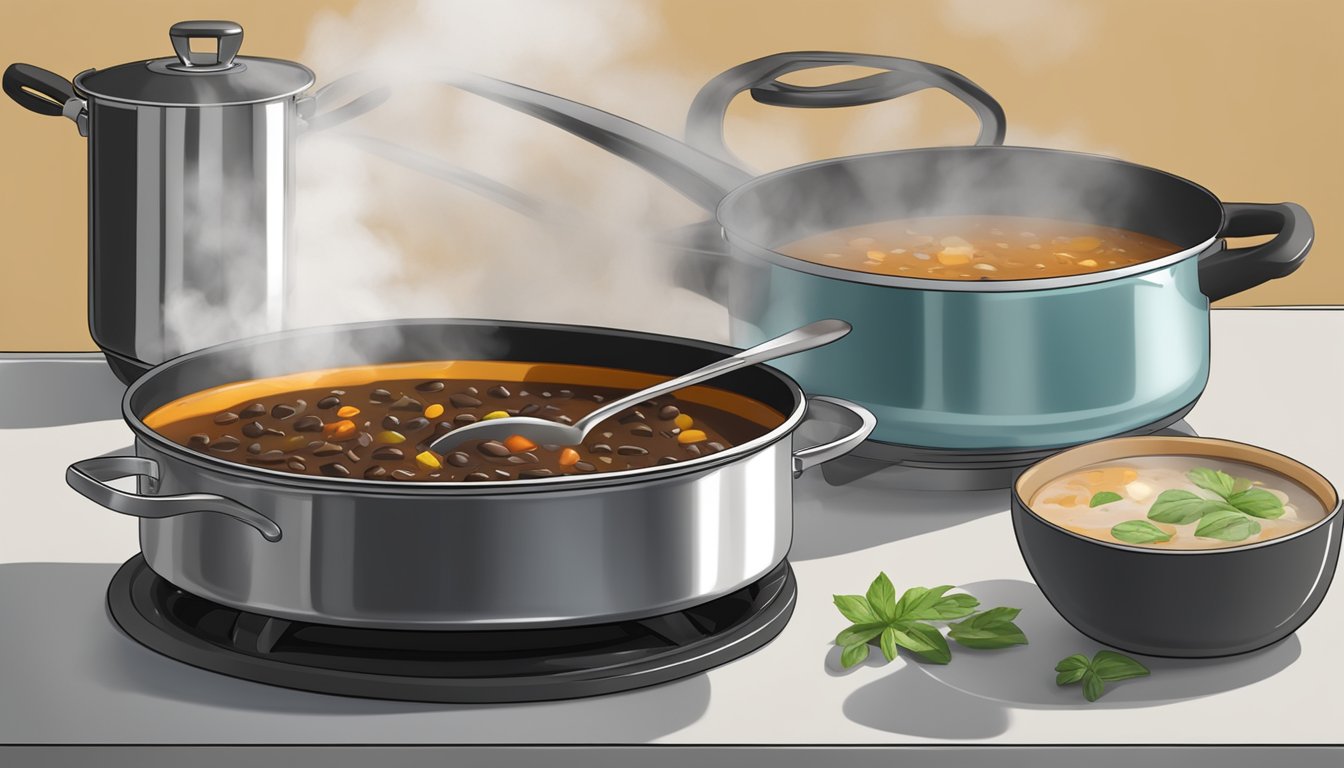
[[2, 309, 1342, 752]]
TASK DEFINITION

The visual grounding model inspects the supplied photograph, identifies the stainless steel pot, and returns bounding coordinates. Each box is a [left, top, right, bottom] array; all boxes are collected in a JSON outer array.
[[439, 53, 1312, 451], [4, 20, 383, 384], [65, 319, 875, 629]]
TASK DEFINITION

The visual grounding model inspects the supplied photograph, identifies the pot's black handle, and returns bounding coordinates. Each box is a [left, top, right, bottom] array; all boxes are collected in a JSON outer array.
[[4, 62, 75, 116], [686, 51, 1006, 170], [1198, 202, 1313, 302]]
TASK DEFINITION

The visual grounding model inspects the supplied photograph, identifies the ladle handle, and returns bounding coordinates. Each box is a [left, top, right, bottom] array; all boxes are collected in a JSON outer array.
[[573, 319, 851, 435], [685, 51, 1006, 170]]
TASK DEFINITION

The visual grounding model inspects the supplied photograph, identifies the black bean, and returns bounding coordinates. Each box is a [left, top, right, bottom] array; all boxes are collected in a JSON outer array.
[[541, 404, 564, 415], [658, 456, 679, 465], [518, 403, 541, 416], [415, 380, 446, 392], [372, 446, 404, 461], [556, 415, 573, 425], [370, 389, 393, 403], [519, 468, 554, 479], [381, 414, 401, 430], [683, 443, 702, 457], [247, 442, 263, 455], [618, 411, 645, 424], [356, 431, 373, 448], [493, 469, 511, 479], [187, 434, 210, 448], [402, 417, 430, 432], [505, 408, 520, 416], [617, 445, 648, 456], [630, 424, 654, 437], [506, 455, 526, 465], [307, 440, 326, 450], [448, 452, 471, 467], [213, 412, 239, 425], [557, 390, 573, 399], [453, 413, 478, 425], [706, 441, 725, 453], [271, 401, 303, 420], [317, 396, 341, 410], [330, 390, 346, 395], [294, 415, 324, 432], [265, 427, 285, 438], [345, 449, 362, 463], [479, 441, 510, 457], [519, 390, 530, 397], [241, 421, 267, 438], [363, 466, 388, 479], [251, 450, 286, 464], [487, 385, 511, 398], [389, 395, 423, 412], [288, 458, 308, 472], [573, 461, 596, 473], [320, 463, 351, 478], [590, 444, 612, 454], [240, 403, 265, 418], [449, 393, 481, 408], [312, 442, 344, 456], [209, 435, 240, 452], [466, 386, 479, 395], [519, 452, 540, 464], [659, 405, 680, 420], [465, 472, 491, 481], [540, 391, 552, 398], [390, 469, 416, 480], [591, 394, 605, 403]]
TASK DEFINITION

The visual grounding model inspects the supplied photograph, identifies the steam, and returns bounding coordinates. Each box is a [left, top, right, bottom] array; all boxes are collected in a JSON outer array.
[[939, 0, 1099, 71]]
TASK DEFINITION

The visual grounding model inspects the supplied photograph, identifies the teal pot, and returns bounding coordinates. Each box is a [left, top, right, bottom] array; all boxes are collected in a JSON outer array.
[[446, 52, 1311, 449]]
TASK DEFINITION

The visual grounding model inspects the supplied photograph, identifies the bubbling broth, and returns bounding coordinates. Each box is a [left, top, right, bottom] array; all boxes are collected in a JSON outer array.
[[1029, 455, 1328, 550], [778, 215, 1181, 280]]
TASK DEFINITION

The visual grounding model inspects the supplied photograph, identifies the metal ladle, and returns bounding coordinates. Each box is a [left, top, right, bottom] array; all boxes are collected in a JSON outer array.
[[428, 319, 851, 454]]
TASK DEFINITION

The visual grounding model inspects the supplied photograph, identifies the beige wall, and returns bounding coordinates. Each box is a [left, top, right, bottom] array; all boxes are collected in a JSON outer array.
[[2, 0, 1339, 351]]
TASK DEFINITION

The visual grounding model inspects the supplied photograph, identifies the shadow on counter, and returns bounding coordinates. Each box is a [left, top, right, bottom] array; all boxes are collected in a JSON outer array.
[[822, 578, 1299, 739]]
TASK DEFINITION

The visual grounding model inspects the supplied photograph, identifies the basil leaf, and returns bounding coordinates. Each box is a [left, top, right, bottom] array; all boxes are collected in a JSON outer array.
[[879, 627, 900, 662], [1232, 476, 1254, 493], [1187, 467, 1237, 499], [899, 622, 952, 664], [916, 593, 981, 620], [835, 623, 885, 647], [1111, 519, 1172, 545], [896, 585, 963, 620], [1089, 491, 1123, 507], [1228, 488, 1285, 519], [891, 586, 928, 621], [948, 607, 1029, 649], [1055, 654, 1090, 685], [1091, 650, 1151, 682], [866, 572, 898, 622], [1147, 490, 1234, 524], [1194, 508, 1261, 542], [840, 641, 870, 669], [1083, 671, 1106, 702], [833, 594, 878, 624], [885, 623, 936, 653]]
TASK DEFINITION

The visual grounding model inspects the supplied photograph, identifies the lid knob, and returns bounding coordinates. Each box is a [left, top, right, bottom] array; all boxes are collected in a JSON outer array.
[[169, 20, 244, 71]]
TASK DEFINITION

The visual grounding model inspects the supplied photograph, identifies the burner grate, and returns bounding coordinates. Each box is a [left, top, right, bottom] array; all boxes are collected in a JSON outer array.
[[109, 555, 794, 703]]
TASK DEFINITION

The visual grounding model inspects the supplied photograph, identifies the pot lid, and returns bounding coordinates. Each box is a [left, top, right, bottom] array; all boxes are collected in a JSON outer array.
[[74, 20, 314, 107]]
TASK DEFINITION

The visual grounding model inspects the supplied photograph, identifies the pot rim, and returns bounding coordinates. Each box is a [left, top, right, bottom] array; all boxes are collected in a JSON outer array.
[[1013, 435, 1343, 555], [73, 58, 316, 108], [716, 145, 1222, 294], [123, 318, 810, 496]]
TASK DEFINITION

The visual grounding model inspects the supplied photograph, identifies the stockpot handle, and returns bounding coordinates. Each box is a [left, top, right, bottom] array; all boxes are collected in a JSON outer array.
[[169, 20, 245, 70], [3, 63, 88, 136], [686, 51, 1006, 170], [66, 456, 282, 542], [792, 396, 877, 478], [1198, 202, 1313, 302]]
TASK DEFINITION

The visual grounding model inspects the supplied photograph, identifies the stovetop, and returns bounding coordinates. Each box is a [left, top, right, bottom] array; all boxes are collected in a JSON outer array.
[[2, 310, 1343, 752]]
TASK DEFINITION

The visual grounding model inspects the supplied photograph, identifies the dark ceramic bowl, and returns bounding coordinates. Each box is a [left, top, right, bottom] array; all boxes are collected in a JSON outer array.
[[1012, 436, 1341, 657]]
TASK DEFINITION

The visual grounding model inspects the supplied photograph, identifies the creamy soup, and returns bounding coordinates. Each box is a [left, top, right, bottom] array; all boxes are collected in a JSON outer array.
[[779, 215, 1180, 280], [1029, 456, 1327, 550]]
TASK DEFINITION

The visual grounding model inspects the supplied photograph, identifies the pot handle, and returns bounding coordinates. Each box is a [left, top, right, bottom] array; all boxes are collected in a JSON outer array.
[[66, 456, 282, 542], [686, 51, 1006, 171], [792, 396, 877, 477], [1198, 202, 1313, 302], [298, 71, 393, 133], [3, 63, 88, 136]]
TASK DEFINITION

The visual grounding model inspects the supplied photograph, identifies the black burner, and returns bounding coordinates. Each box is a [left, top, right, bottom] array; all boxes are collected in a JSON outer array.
[[107, 555, 795, 704]]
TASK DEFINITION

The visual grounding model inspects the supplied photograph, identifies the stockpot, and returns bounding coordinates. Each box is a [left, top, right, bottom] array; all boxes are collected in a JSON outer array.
[[442, 52, 1313, 452], [65, 319, 875, 630], [4, 20, 383, 384]]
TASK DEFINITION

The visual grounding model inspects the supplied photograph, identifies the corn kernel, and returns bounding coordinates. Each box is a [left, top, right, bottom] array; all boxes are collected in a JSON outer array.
[[424, 403, 445, 419], [559, 448, 580, 466], [336, 405, 361, 418], [377, 430, 406, 444], [483, 410, 510, 420], [936, 247, 972, 266], [677, 429, 707, 444], [324, 420, 356, 438], [415, 450, 442, 470], [504, 435, 537, 453], [1077, 258, 1098, 267], [674, 414, 693, 430]]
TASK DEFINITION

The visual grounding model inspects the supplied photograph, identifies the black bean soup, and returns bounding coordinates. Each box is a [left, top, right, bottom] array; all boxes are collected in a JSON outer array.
[[145, 363, 778, 482]]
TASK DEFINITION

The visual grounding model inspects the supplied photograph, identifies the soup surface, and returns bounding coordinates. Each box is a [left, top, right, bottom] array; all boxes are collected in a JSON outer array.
[[1029, 455, 1327, 550], [779, 215, 1181, 280], [146, 361, 785, 482]]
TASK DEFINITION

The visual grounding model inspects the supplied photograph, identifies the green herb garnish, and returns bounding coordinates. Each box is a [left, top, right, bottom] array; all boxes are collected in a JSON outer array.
[[1055, 650, 1151, 702], [1227, 488, 1285, 519], [833, 573, 1026, 668], [1110, 519, 1172, 544], [1194, 508, 1262, 541], [1089, 491, 1123, 507]]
